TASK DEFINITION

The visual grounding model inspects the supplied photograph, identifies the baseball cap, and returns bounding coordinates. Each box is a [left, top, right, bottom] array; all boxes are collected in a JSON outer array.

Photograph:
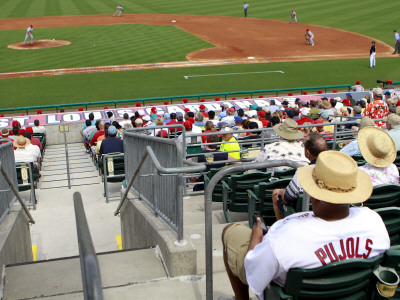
[[250, 104, 258, 110], [247, 110, 257, 117], [151, 114, 158, 121], [1, 128, 9, 137], [257, 110, 266, 118], [353, 106, 362, 114], [234, 116, 242, 123], [12, 121, 19, 127], [25, 127, 33, 134], [286, 110, 295, 118], [356, 80, 361, 84], [321, 111, 330, 119], [300, 100, 308, 106], [138, 111, 145, 116], [300, 108, 310, 116], [135, 118, 143, 124], [357, 100, 366, 108], [373, 88, 383, 97], [342, 99, 351, 106], [387, 114, 400, 125], [142, 115, 151, 122], [184, 108, 190, 112], [228, 107, 235, 113], [199, 104, 206, 110], [108, 125, 117, 135], [346, 93, 352, 97], [385, 91, 391, 96]]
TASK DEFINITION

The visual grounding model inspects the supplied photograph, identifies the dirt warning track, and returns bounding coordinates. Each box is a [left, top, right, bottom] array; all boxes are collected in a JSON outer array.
[[0, 14, 394, 79]]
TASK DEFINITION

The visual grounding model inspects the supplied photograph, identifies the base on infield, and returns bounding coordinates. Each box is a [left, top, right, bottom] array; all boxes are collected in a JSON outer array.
[[7, 40, 71, 50]]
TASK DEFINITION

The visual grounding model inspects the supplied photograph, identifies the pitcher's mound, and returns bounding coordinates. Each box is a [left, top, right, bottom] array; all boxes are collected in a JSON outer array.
[[8, 39, 71, 50]]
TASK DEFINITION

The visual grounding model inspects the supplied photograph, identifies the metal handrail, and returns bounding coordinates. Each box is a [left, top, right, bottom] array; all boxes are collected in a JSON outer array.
[[114, 145, 206, 217], [73, 192, 104, 300], [204, 160, 302, 299], [62, 121, 71, 189], [0, 161, 35, 224]]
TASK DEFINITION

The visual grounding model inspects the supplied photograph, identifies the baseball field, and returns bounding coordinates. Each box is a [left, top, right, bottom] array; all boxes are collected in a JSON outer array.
[[0, 0, 399, 109]]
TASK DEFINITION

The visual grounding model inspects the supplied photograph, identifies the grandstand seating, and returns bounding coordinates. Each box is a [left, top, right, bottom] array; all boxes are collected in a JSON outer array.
[[16, 162, 38, 208], [363, 184, 400, 209], [375, 207, 400, 246], [382, 246, 400, 299], [98, 152, 125, 203]]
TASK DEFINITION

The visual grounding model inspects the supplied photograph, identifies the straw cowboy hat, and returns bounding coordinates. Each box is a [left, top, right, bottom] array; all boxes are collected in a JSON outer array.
[[273, 119, 304, 140], [13, 135, 30, 148], [357, 127, 396, 168], [298, 151, 372, 204], [321, 100, 331, 109]]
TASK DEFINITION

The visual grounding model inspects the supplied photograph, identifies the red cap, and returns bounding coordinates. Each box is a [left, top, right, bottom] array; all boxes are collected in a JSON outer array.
[[288, 92, 293, 96], [317, 90, 323, 94], [228, 107, 235, 113], [124, 105, 128, 108], [20, 113, 25, 116], [184, 121, 193, 129], [20, 129, 25, 134], [164, 101, 169, 105], [343, 99, 351, 106], [302, 91, 308, 95], [200, 99, 205, 102], [30, 25, 33, 28], [245, 96, 249, 99], [258, 95, 264, 98], [356, 80, 361, 84], [12, 121, 19, 127], [257, 110, 266, 117], [183, 98, 188, 103], [136, 102, 141, 107], [184, 108, 190, 112], [333, 90, 338, 93], [215, 97, 220, 101], [388, 80, 393, 84], [232, 97, 237, 100], [36, 109, 42, 114], [199, 104, 206, 110], [306, 28, 309, 31], [151, 107, 157, 113], [0, 114, 4, 117], [26, 127, 33, 134], [188, 117, 195, 124], [157, 130, 168, 138], [78, 107, 83, 111], [104, 106, 108, 109]]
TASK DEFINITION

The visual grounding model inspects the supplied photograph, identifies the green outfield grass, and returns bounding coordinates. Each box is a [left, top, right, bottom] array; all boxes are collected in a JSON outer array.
[[0, 25, 212, 72], [0, 0, 399, 108], [0, 57, 397, 109]]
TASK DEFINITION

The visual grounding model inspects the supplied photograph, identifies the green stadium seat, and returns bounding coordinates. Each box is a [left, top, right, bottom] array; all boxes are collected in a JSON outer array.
[[264, 255, 382, 300], [222, 172, 272, 223], [363, 184, 400, 209], [99, 153, 125, 203], [374, 207, 400, 246], [272, 168, 296, 179], [16, 162, 38, 209]]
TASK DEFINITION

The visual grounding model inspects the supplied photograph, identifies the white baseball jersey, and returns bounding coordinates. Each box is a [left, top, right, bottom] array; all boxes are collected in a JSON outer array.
[[244, 207, 390, 300], [306, 30, 314, 38], [116, 5, 123, 11], [291, 11, 296, 18], [27, 26, 33, 34]]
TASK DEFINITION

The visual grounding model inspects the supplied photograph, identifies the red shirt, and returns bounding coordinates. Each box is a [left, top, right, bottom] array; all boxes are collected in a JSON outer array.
[[31, 137, 42, 150], [259, 118, 270, 127], [166, 119, 180, 133], [296, 117, 313, 126], [90, 130, 104, 146]]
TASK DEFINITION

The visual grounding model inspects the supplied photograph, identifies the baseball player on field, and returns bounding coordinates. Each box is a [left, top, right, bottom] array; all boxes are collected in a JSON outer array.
[[305, 28, 314, 46], [290, 10, 297, 23], [113, 4, 124, 17], [24, 25, 33, 46], [243, 2, 249, 17], [369, 41, 376, 68]]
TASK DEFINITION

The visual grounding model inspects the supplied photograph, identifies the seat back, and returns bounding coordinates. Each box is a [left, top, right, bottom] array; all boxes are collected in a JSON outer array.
[[364, 184, 400, 209], [228, 172, 272, 205], [272, 168, 296, 179], [375, 207, 400, 246], [382, 247, 400, 299], [281, 256, 382, 299], [101, 153, 125, 203]]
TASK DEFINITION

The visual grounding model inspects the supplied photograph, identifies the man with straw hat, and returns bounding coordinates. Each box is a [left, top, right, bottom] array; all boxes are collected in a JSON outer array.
[[13, 135, 41, 168], [221, 151, 390, 300], [358, 127, 399, 186], [340, 117, 375, 156], [254, 119, 308, 171]]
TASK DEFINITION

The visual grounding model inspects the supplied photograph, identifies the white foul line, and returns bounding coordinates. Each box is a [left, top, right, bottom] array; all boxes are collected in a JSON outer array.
[[183, 70, 284, 79]]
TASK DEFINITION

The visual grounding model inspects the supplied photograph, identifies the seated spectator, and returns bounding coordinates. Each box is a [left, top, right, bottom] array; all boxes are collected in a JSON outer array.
[[119, 113, 131, 128], [199, 104, 209, 118], [166, 113, 180, 133], [202, 121, 218, 144], [300, 122, 312, 135], [221, 151, 390, 300], [218, 104, 229, 119], [344, 106, 363, 130], [1, 128, 9, 140], [25, 127, 42, 151], [14, 135, 41, 170], [257, 110, 269, 127], [32, 119, 46, 135], [220, 126, 241, 160], [190, 135, 232, 191], [269, 100, 279, 113], [255, 119, 308, 171], [233, 116, 243, 132], [193, 112, 206, 133], [308, 100, 321, 120], [363, 88, 389, 129], [387, 114, 400, 150], [240, 122, 261, 149], [163, 113, 171, 124], [150, 118, 167, 137], [296, 108, 313, 125], [82, 120, 96, 153], [112, 121, 124, 139], [340, 117, 375, 156], [178, 121, 201, 144], [106, 111, 115, 123], [95, 122, 111, 154], [208, 110, 219, 127], [8, 126, 20, 142], [272, 132, 328, 220], [100, 125, 124, 155], [238, 119, 249, 138], [220, 108, 236, 127], [358, 127, 399, 186], [90, 120, 105, 147]]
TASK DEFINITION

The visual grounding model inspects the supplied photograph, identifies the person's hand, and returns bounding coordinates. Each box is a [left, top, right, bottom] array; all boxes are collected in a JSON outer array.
[[272, 189, 283, 203], [248, 217, 264, 251]]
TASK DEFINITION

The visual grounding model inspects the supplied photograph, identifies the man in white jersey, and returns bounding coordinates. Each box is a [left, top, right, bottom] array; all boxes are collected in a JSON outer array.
[[369, 41, 376, 68], [290, 10, 297, 23], [243, 2, 249, 17], [24, 25, 33, 46], [305, 28, 314, 46], [221, 151, 390, 300], [113, 4, 124, 17]]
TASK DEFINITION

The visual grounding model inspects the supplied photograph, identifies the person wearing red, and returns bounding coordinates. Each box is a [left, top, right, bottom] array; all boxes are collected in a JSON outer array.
[[90, 120, 105, 146], [257, 110, 270, 127], [166, 113, 181, 133], [363, 88, 389, 129], [199, 104, 209, 118], [296, 108, 313, 125], [25, 127, 42, 151]]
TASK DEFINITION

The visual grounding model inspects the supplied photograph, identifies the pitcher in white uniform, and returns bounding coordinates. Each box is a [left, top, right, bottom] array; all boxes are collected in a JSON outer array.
[[221, 151, 390, 300], [24, 25, 33, 46]]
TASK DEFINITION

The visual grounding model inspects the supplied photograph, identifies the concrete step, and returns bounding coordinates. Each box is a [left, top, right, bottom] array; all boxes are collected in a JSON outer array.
[[3, 248, 167, 300]]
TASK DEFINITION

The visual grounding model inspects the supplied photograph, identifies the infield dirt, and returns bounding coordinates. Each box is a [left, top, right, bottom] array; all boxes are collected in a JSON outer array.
[[0, 14, 394, 79]]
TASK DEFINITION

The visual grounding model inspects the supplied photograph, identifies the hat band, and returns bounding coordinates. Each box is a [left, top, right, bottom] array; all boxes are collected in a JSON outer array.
[[312, 170, 355, 193]]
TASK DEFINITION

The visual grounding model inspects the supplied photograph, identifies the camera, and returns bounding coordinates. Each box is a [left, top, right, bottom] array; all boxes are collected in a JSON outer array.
[[377, 80, 388, 84]]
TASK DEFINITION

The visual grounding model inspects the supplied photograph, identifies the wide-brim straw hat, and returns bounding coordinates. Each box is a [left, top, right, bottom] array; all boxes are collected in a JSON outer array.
[[357, 127, 396, 168], [321, 100, 331, 109], [13, 135, 30, 148], [297, 151, 372, 204], [273, 119, 304, 140]]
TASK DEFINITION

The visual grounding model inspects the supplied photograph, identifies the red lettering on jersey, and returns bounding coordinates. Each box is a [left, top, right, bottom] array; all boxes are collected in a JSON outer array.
[[346, 238, 355, 258], [315, 248, 327, 265], [338, 239, 347, 260], [355, 237, 363, 258], [324, 245, 335, 263], [328, 243, 339, 262], [363, 239, 373, 259]]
